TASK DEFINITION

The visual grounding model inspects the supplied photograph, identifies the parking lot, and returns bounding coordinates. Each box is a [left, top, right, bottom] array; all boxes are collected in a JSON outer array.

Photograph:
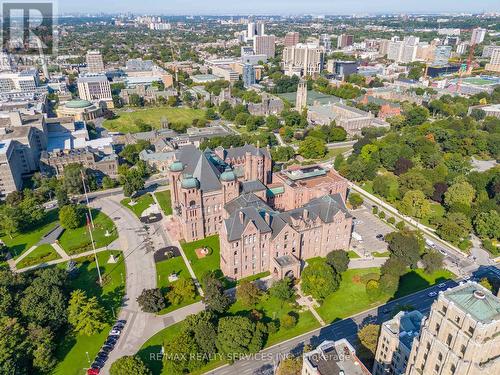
[[350, 208, 394, 256]]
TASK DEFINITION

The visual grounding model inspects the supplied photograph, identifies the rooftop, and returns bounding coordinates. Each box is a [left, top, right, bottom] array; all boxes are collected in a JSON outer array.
[[443, 282, 500, 324]]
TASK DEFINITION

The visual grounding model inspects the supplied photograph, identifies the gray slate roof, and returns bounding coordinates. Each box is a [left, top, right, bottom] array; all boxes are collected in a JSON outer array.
[[241, 180, 267, 194], [224, 144, 270, 160]]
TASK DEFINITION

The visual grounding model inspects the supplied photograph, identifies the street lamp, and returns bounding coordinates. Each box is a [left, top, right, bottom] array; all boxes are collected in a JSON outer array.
[[85, 351, 90, 364]]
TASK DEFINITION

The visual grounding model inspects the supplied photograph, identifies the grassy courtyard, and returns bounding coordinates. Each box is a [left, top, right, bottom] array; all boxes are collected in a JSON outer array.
[[121, 193, 155, 218], [53, 250, 126, 375], [58, 209, 117, 255], [155, 190, 172, 216], [155, 255, 201, 315], [1, 209, 59, 259], [181, 235, 235, 288], [16, 244, 60, 269], [103, 107, 206, 133]]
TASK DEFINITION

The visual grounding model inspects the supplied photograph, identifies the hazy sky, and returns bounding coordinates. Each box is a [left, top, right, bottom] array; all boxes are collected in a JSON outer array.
[[59, 0, 499, 15]]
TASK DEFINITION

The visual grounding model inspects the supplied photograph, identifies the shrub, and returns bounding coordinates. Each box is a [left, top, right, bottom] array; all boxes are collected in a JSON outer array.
[[396, 221, 405, 230], [378, 211, 386, 219], [267, 320, 280, 334], [281, 312, 298, 329], [137, 288, 166, 313], [387, 217, 396, 224], [372, 206, 378, 214]]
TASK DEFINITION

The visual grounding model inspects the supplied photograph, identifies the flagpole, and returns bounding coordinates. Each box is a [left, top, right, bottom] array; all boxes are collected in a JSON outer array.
[[81, 171, 95, 229], [87, 212, 103, 286]]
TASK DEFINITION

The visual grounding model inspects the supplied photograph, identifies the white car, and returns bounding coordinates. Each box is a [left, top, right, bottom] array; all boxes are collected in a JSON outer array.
[[428, 291, 438, 297], [109, 329, 121, 336], [438, 283, 447, 289], [438, 248, 447, 255]]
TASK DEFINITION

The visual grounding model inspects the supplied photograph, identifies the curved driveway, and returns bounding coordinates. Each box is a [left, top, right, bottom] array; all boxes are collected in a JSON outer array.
[[91, 195, 204, 374]]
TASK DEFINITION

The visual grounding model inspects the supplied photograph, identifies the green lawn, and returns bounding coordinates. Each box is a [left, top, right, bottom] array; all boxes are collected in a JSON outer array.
[[237, 271, 271, 285], [394, 268, 455, 299], [155, 256, 201, 315], [58, 209, 117, 255], [348, 250, 361, 259], [155, 190, 172, 216], [53, 250, 126, 375], [372, 251, 390, 258], [103, 107, 206, 133], [316, 267, 456, 323], [1, 209, 59, 259], [121, 193, 155, 218], [16, 244, 60, 269], [181, 235, 234, 289]]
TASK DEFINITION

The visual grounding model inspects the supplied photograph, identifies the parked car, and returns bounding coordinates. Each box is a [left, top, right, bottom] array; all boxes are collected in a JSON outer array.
[[101, 345, 113, 353], [87, 368, 99, 375], [109, 329, 121, 336], [105, 337, 117, 346], [438, 283, 447, 289], [428, 291, 438, 297], [96, 352, 108, 361], [438, 248, 447, 255], [91, 360, 104, 369], [376, 234, 384, 240]]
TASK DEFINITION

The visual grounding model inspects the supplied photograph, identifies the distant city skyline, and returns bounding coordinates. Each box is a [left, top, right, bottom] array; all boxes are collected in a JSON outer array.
[[59, 0, 499, 15]]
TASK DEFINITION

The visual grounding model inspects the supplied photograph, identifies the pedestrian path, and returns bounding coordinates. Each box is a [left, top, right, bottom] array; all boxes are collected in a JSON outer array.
[[295, 283, 326, 327], [51, 242, 70, 260]]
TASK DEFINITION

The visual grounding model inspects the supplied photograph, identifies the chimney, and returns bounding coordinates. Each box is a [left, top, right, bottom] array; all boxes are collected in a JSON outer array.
[[303, 209, 309, 220], [239, 211, 245, 223], [264, 212, 271, 224]]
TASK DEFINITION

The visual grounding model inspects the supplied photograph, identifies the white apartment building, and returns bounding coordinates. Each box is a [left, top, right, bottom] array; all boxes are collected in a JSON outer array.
[[387, 37, 419, 63], [0, 70, 39, 94], [77, 74, 113, 105], [485, 47, 500, 73], [470, 28, 486, 45], [282, 43, 325, 77], [85, 50, 105, 73]]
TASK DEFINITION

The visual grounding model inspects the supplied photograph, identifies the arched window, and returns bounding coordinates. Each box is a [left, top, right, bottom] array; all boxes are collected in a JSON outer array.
[[189, 200, 196, 207]]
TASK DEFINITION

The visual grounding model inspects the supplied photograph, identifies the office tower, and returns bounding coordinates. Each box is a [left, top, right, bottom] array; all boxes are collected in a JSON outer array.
[[337, 34, 354, 48], [387, 36, 419, 63], [247, 21, 264, 41], [433, 45, 452, 65], [85, 50, 105, 73], [242, 63, 255, 88], [254, 35, 276, 59], [282, 43, 325, 77], [256, 21, 265, 37], [379, 39, 390, 56], [319, 34, 332, 52], [284, 32, 300, 47], [485, 47, 500, 73], [373, 310, 424, 375], [406, 282, 500, 375], [470, 27, 486, 45], [77, 74, 112, 103], [295, 79, 307, 111]]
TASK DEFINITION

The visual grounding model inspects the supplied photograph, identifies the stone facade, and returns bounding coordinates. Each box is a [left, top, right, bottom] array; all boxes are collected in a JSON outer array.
[[406, 282, 500, 375]]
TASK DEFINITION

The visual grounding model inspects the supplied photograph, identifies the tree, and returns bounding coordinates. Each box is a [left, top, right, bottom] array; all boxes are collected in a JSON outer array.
[[110, 355, 152, 375], [59, 204, 83, 229], [380, 256, 408, 278], [301, 261, 340, 301], [348, 193, 364, 209], [29, 325, 57, 372], [202, 272, 231, 314], [358, 324, 380, 355], [0, 205, 20, 239], [137, 288, 166, 313], [122, 169, 146, 198], [166, 278, 196, 306], [479, 277, 493, 292], [365, 279, 381, 301], [399, 190, 431, 219], [444, 181, 476, 208], [399, 170, 433, 197], [216, 316, 263, 360], [373, 174, 400, 202], [269, 277, 295, 302], [474, 210, 500, 239], [421, 250, 444, 274], [277, 356, 302, 375], [272, 146, 295, 162], [236, 280, 261, 307], [63, 164, 85, 194], [68, 289, 107, 336], [394, 157, 413, 176], [326, 250, 350, 274], [55, 186, 69, 207], [298, 136, 327, 159], [436, 213, 472, 244], [0, 317, 30, 374], [164, 330, 204, 373], [386, 230, 421, 268], [281, 312, 297, 329], [432, 182, 448, 203], [404, 106, 429, 126]]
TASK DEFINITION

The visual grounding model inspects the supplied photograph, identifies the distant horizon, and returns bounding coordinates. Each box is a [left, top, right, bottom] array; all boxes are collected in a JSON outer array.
[[57, 0, 500, 16]]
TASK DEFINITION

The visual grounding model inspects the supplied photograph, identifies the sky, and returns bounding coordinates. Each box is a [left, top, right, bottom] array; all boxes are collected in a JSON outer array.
[[58, 0, 500, 15]]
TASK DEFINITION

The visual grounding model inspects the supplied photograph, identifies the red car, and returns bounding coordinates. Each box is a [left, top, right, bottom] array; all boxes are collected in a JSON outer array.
[[87, 369, 99, 375]]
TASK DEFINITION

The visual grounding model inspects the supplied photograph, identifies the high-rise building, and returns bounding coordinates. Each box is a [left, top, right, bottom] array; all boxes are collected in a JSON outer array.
[[0, 70, 39, 93], [433, 45, 452, 65], [282, 43, 325, 77], [373, 310, 424, 375], [284, 32, 300, 47], [406, 282, 500, 375], [85, 50, 105, 73], [457, 42, 469, 55], [470, 27, 486, 45], [337, 34, 354, 48], [485, 47, 500, 73], [77, 74, 113, 105], [254, 35, 276, 59], [242, 63, 255, 88], [319, 34, 332, 52], [247, 22, 256, 40], [295, 79, 308, 111], [387, 36, 419, 63], [246, 21, 265, 41]]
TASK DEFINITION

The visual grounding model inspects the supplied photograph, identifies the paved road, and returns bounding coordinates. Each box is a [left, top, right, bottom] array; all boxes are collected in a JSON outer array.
[[207, 279, 460, 375], [91, 195, 205, 374]]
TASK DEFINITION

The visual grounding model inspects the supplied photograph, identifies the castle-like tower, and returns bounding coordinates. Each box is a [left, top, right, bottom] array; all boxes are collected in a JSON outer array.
[[295, 79, 308, 111]]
